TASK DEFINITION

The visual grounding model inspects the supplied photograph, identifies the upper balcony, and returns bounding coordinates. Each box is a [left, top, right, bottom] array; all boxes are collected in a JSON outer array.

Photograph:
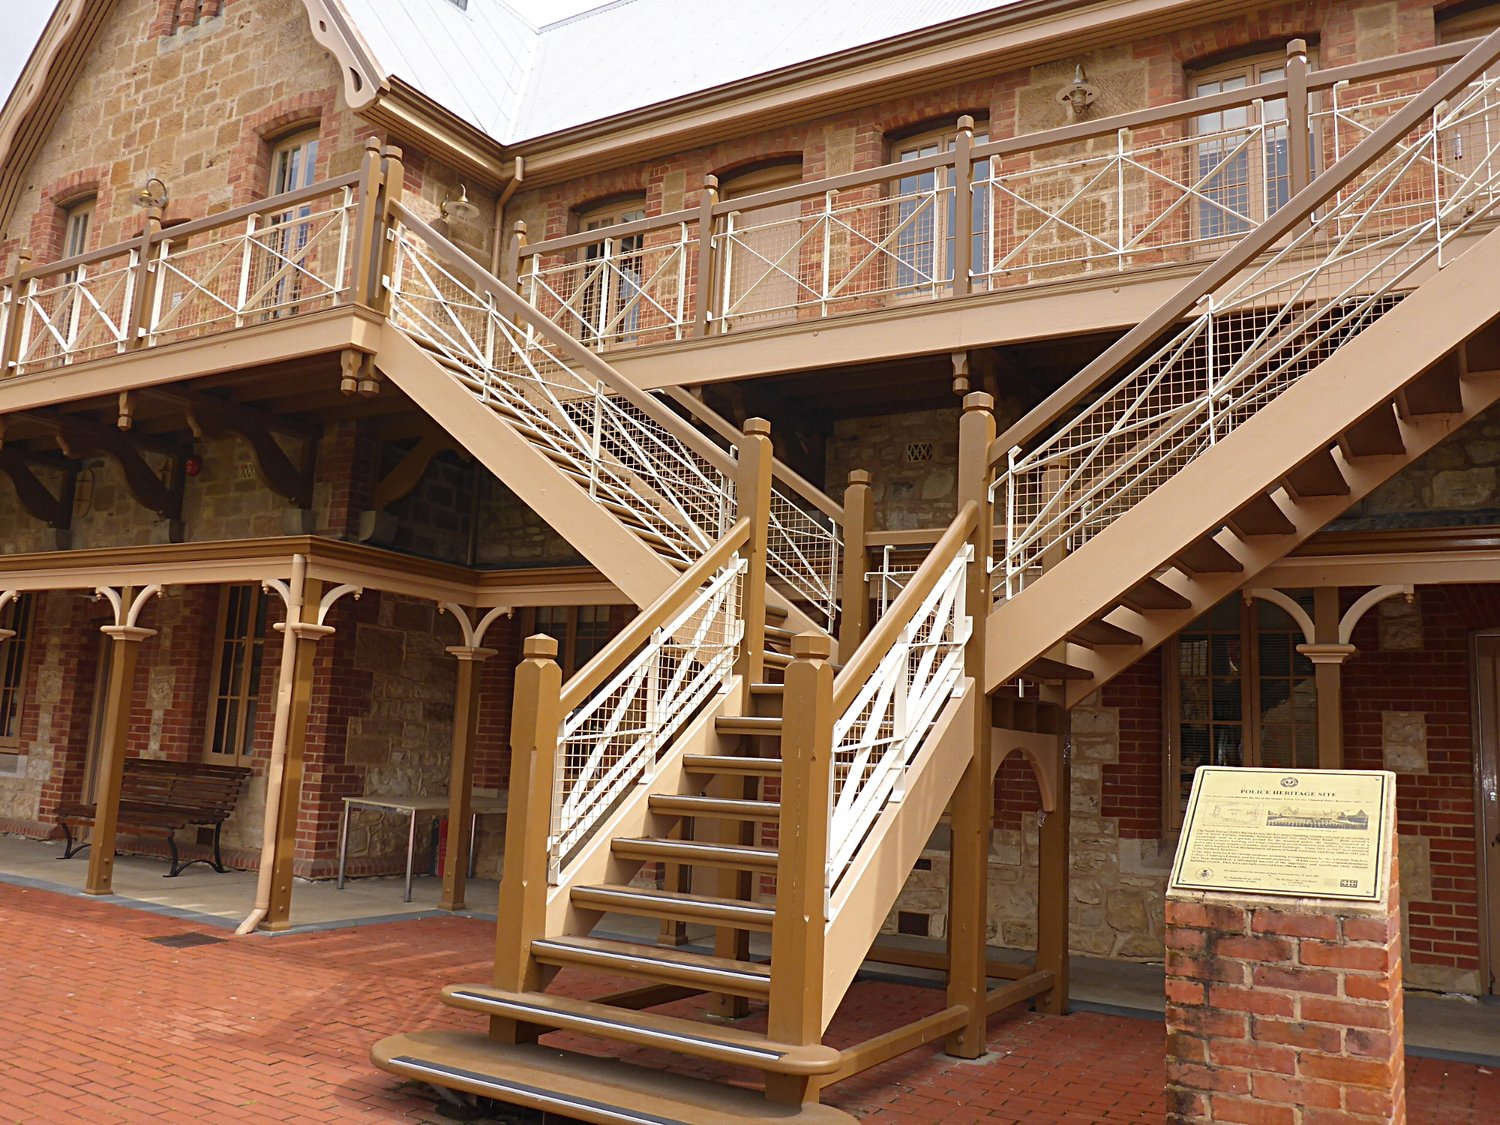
[[1, 35, 1497, 413]]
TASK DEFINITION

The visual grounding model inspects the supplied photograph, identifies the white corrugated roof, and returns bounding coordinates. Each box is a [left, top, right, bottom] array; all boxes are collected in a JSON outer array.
[[341, 0, 1023, 144]]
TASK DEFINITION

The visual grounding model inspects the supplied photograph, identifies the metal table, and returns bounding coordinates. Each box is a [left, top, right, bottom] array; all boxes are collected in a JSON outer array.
[[336, 794, 507, 902]]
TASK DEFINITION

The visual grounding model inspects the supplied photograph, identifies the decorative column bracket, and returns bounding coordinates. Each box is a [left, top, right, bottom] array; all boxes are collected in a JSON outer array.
[[19, 412, 185, 522], [0, 447, 79, 529]]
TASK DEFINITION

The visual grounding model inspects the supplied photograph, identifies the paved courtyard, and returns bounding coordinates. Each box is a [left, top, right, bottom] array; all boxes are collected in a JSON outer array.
[[1, 881, 1497, 1123]]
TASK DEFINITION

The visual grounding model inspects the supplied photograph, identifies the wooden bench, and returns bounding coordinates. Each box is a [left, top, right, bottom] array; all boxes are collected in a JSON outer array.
[[57, 758, 251, 877]]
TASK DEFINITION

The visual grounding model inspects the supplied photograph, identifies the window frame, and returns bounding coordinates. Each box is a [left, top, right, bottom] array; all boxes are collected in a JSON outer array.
[[1187, 48, 1313, 241], [522, 605, 629, 679], [203, 584, 270, 767], [571, 195, 649, 346], [0, 594, 35, 753], [1437, 2, 1500, 42], [1162, 593, 1320, 831], [59, 196, 95, 285]]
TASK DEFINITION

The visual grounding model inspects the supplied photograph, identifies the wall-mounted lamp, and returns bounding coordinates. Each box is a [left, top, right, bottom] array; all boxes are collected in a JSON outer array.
[[441, 184, 481, 224], [1057, 65, 1098, 118], [136, 176, 169, 210]]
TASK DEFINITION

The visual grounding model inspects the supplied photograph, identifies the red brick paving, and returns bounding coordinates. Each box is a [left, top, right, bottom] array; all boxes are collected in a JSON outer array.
[[1, 882, 1496, 1123]]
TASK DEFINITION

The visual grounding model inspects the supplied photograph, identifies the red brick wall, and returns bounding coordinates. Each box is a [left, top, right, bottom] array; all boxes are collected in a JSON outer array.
[[1104, 651, 1165, 839], [1341, 584, 1497, 981]]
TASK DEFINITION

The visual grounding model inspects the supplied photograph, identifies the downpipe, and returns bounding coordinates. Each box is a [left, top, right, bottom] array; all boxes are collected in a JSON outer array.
[[236, 553, 307, 936]]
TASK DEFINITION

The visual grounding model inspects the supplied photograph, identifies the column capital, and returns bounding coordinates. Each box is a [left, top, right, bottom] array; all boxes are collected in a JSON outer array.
[[1296, 642, 1358, 666], [0, 629, 15, 643], [273, 621, 337, 641], [446, 645, 498, 662], [100, 625, 156, 643]]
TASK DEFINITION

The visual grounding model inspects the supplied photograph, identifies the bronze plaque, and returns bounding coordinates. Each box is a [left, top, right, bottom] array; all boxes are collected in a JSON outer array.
[[1169, 767, 1393, 901]]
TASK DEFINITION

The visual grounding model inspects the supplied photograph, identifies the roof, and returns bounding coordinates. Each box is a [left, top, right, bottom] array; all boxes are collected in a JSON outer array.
[[339, 0, 1022, 143]]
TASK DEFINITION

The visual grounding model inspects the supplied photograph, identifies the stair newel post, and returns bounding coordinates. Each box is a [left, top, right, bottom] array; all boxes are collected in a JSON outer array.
[[348, 136, 385, 311], [693, 175, 719, 337], [735, 417, 773, 688], [838, 469, 874, 654], [766, 632, 835, 1106], [947, 391, 996, 1059], [491, 634, 563, 1042], [502, 220, 527, 291], [372, 145, 406, 317], [1287, 40, 1312, 204]]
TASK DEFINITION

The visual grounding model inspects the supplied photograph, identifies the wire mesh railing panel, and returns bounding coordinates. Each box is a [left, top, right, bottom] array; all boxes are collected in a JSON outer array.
[[389, 224, 732, 563], [996, 67, 1500, 599], [767, 489, 841, 630], [149, 187, 356, 347], [714, 182, 955, 330], [977, 120, 1289, 287], [549, 557, 745, 880], [521, 227, 696, 352], [10, 247, 139, 374], [826, 545, 970, 903]]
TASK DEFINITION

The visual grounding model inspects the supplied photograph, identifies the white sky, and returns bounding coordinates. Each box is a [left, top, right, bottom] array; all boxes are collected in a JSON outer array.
[[0, 1, 604, 111]]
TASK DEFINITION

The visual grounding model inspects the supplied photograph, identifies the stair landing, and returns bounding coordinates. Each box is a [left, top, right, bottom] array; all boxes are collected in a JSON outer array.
[[373, 1031, 857, 1124]]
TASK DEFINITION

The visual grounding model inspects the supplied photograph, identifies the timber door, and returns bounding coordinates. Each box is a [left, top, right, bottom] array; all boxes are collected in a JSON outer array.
[[1471, 632, 1500, 995]]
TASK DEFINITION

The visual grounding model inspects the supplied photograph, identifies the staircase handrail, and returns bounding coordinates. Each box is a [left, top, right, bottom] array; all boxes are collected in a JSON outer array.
[[550, 518, 751, 878], [560, 518, 750, 712], [389, 200, 737, 477], [987, 28, 1500, 469]]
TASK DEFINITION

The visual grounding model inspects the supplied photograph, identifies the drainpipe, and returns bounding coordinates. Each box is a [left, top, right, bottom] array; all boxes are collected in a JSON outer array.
[[236, 553, 306, 936], [489, 156, 525, 277]]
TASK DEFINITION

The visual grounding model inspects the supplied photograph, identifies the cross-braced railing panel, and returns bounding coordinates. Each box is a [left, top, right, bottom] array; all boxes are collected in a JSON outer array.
[[977, 118, 1289, 285], [390, 224, 731, 564], [715, 182, 955, 331], [149, 187, 357, 347], [549, 555, 746, 881], [522, 228, 696, 352], [9, 247, 138, 375], [996, 65, 1500, 597], [826, 542, 970, 907]]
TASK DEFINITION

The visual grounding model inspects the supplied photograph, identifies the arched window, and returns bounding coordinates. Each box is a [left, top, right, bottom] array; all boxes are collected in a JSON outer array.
[[717, 159, 804, 328]]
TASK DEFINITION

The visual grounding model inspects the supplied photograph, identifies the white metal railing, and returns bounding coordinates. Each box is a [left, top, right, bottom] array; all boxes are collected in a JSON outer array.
[[522, 228, 693, 350], [996, 66, 1500, 597], [826, 544, 970, 899], [715, 183, 954, 331], [549, 555, 746, 880], [390, 223, 732, 565], [148, 188, 357, 346], [976, 118, 1290, 284]]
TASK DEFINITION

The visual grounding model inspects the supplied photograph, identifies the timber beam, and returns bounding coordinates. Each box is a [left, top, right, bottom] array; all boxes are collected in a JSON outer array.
[[0, 446, 78, 528], [145, 388, 319, 509], [15, 410, 184, 521]]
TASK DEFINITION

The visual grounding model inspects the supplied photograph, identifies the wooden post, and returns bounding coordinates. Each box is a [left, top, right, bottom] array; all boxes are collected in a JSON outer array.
[[440, 645, 496, 912], [734, 417, 773, 688], [348, 136, 385, 310], [946, 391, 996, 1057], [2, 247, 32, 376], [1034, 724, 1071, 1015], [1308, 586, 1349, 771], [951, 115, 975, 299], [766, 632, 834, 1106], [1287, 39, 1312, 199], [492, 634, 562, 1042], [838, 469, 874, 655], [265, 579, 331, 931], [127, 205, 164, 351], [371, 145, 406, 316], [693, 175, 719, 337], [82, 623, 154, 895]]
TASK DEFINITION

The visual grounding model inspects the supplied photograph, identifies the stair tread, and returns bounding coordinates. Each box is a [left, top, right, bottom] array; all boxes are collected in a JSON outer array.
[[533, 935, 770, 988], [1020, 656, 1094, 682], [439, 988, 841, 1075], [683, 754, 783, 776], [614, 836, 780, 870], [373, 1032, 855, 1122], [1068, 618, 1143, 649], [715, 715, 784, 736], [651, 794, 781, 820], [1119, 576, 1192, 612], [573, 883, 775, 928]]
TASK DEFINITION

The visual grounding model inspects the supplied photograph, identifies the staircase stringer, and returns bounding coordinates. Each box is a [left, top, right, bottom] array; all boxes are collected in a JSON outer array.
[[985, 222, 1500, 697], [817, 681, 976, 1030]]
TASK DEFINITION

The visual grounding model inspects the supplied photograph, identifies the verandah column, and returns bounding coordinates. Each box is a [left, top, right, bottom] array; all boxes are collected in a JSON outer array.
[[947, 391, 996, 1057], [265, 578, 333, 931], [1034, 719, 1071, 1015], [439, 644, 496, 912], [83, 621, 155, 896]]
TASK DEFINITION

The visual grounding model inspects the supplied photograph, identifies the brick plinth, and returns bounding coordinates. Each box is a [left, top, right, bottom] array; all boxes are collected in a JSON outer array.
[[1165, 853, 1404, 1121]]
